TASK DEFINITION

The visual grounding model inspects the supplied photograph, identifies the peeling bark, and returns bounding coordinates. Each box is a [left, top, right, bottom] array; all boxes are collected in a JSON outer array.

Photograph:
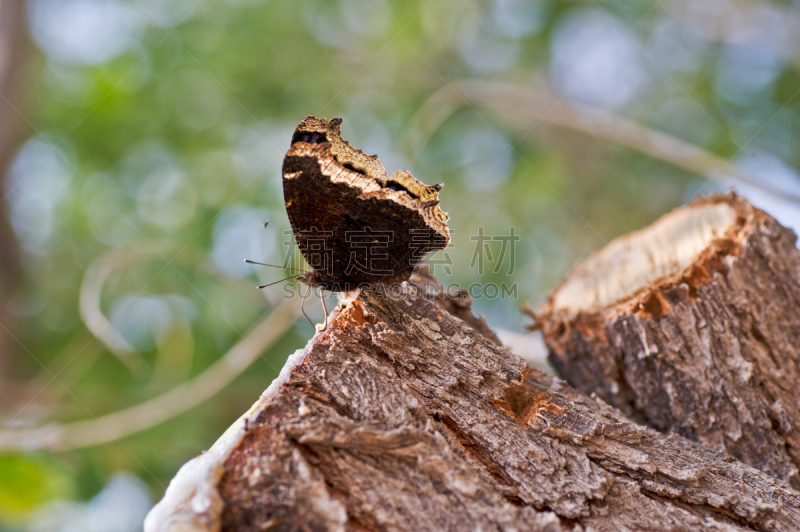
[[146, 267, 800, 532], [534, 193, 800, 489]]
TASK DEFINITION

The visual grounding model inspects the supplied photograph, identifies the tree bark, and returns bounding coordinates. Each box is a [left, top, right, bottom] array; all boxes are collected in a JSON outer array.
[[0, 0, 28, 285], [0, 0, 31, 399], [146, 266, 800, 532], [533, 193, 800, 490]]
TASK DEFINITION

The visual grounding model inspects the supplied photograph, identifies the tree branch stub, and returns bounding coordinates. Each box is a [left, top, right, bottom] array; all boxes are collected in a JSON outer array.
[[534, 192, 800, 489]]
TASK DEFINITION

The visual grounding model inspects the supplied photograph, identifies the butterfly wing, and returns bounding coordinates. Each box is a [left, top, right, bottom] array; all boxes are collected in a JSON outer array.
[[282, 116, 449, 291]]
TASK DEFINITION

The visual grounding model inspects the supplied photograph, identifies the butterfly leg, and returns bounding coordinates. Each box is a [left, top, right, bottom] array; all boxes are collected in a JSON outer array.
[[320, 291, 329, 331], [300, 283, 314, 329]]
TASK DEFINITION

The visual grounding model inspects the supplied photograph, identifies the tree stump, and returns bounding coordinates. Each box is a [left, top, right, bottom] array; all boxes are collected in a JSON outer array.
[[533, 193, 800, 489], [146, 266, 800, 532]]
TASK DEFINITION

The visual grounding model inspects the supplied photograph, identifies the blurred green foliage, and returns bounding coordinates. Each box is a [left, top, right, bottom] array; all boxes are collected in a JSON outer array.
[[2, 0, 799, 527], [0, 455, 74, 522]]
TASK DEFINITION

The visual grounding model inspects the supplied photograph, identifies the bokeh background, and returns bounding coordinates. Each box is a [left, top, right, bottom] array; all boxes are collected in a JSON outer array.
[[1, 0, 799, 529]]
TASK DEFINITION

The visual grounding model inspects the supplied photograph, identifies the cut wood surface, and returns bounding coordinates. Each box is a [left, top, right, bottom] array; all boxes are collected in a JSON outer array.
[[533, 193, 800, 489], [146, 266, 800, 532]]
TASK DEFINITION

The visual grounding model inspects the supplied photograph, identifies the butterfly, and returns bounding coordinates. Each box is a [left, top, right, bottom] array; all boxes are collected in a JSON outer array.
[[249, 116, 449, 329]]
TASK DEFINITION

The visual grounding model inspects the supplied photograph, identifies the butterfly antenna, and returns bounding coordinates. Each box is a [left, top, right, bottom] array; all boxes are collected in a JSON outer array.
[[256, 274, 303, 289], [244, 259, 305, 273]]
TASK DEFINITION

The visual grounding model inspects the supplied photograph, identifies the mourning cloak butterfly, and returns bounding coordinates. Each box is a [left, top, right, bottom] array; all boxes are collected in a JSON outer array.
[[283, 116, 450, 297]]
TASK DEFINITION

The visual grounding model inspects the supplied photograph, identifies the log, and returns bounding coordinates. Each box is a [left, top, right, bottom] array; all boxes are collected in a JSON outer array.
[[145, 267, 800, 532], [532, 193, 800, 489]]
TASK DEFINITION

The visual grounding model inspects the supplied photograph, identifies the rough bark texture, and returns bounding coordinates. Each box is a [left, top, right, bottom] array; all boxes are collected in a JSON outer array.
[[534, 193, 800, 490], [146, 267, 800, 532]]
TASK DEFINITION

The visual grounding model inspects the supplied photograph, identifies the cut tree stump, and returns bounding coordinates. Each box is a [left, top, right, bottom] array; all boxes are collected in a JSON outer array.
[[146, 265, 800, 532], [532, 193, 800, 490]]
